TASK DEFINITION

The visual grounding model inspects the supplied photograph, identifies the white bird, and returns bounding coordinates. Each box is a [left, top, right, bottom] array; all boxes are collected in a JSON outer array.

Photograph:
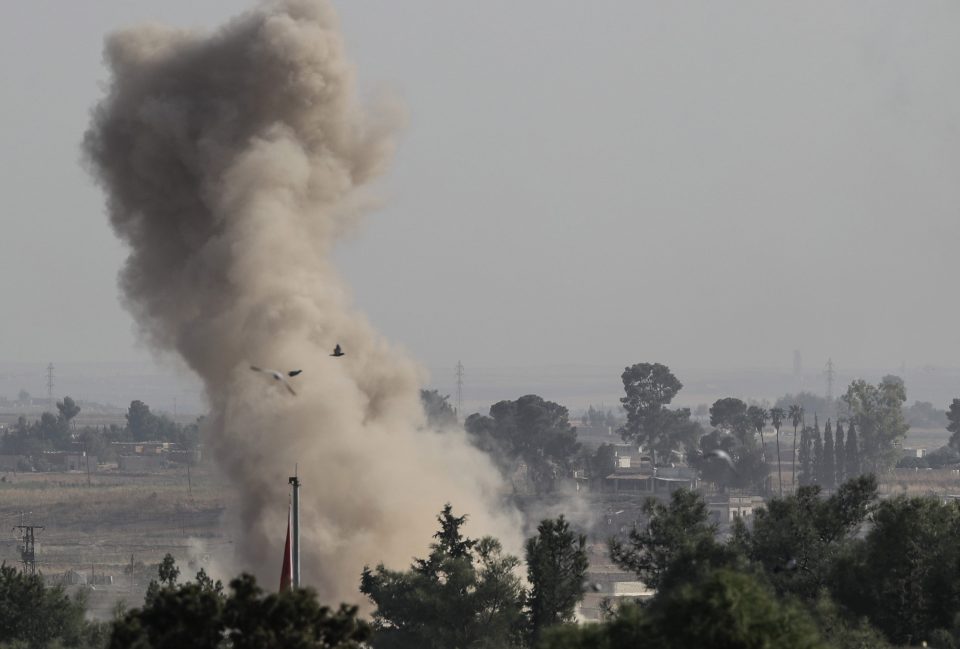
[[250, 366, 301, 396], [703, 448, 737, 472]]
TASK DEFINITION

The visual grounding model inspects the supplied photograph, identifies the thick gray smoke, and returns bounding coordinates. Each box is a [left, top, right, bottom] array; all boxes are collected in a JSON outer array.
[[84, 0, 520, 602]]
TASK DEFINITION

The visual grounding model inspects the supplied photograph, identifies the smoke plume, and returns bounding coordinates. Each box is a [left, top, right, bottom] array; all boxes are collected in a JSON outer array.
[[84, 0, 519, 602]]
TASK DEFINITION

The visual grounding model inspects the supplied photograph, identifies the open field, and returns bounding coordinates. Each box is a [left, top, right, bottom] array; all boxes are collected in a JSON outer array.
[[0, 466, 233, 619]]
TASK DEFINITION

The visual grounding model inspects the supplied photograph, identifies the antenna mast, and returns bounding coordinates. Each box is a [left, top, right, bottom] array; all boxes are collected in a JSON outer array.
[[46, 363, 55, 406], [455, 361, 464, 420]]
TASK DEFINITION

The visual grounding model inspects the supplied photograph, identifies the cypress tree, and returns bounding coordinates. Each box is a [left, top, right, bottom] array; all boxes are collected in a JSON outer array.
[[834, 420, 846, 485], [811, 417, 823, 486], [798, 425, 812, 486], [823, 419, 835, 489], [845, 420, 860, 478]]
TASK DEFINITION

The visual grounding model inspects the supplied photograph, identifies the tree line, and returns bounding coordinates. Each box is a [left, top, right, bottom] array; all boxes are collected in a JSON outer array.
[[11, 477, 960, 647], [0, 398, 201, 470]]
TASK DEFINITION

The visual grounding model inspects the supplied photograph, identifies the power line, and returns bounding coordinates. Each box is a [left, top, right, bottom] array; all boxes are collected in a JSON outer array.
[[14, 513, 44, 575], [825, 358, 835, 402], [46, 363, 55, 406]]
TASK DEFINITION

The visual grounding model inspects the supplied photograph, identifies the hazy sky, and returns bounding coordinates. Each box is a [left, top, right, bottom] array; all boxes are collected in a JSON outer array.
[[3, 1, 959, 381]]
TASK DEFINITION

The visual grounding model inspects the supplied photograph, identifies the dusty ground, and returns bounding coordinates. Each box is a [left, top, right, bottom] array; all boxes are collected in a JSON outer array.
[[0, 465, 233, 619]]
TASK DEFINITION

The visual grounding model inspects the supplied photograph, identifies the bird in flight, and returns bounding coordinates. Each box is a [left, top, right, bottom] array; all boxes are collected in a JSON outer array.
[[250, 366, 302, 396], [330, 344, 345, 357], [703, 448, 737, 472]]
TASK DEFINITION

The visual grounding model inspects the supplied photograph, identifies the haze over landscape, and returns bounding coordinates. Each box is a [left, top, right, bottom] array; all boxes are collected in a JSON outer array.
[[3, 3, 960, 648], [3, 1, 960, 395]]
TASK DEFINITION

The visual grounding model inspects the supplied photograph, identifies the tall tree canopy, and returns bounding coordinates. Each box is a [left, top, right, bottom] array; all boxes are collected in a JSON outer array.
[[841, 376, 908, 473], [617, 363, 698, 459], [465, 395, 579, 494], [361, 505, 525, 649], [948, 398, 960, 450], [525, 516, 588, 642]]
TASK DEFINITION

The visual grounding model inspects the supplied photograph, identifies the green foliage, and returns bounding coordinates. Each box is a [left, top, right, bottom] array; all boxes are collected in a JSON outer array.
[[111, 562, 365, 649], [361, 506, 525, 649], [737, 475, 877, 601], [709, 397, 751, 441], [834, 496, 960, 646], [588, 444, 617, 479], [420, 390, 458, 430], [617, 363, 698, 459], [608, 489, 735, 591], [799, 425, 812, 486], [808, 591, 892, 649], [157, 554, 180, 587], [811, 420, 823, 486], [126, 400, 157, 441], [822, 420, 835, 489], [844, 421, 860, 478], [541, 570, 828, 649], [905, 400, 948, 429], [693, 428, 768, 492], [525, 516, 588, 641], [834, 421, 846, 485], [465, 395, 579, 494], [56, 396, 82, 424], [949, 398, 960, 450], [841, 377, 908, 474], [0, 562, 101, 649], [770, 406, 786, 494]]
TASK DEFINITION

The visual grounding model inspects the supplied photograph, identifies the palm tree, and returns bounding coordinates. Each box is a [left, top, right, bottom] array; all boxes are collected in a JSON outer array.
[[769, 407, 785, 496], [747, 406, 770, 493], [788, 404, 803, 491]]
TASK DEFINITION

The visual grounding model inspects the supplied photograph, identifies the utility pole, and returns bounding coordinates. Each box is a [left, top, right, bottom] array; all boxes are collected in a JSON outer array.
[[455, 361, 464, 420], [15, 517, 43, 575], [825, 358, 835, 402], [46, 363, 55, 407], [288, 471, 301, 588]]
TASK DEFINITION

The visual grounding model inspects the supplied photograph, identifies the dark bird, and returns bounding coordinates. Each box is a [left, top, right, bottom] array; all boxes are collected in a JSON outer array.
[[330, 344, 345, 357], [250, 366, 299, 396], [288, 370, 302, 377]]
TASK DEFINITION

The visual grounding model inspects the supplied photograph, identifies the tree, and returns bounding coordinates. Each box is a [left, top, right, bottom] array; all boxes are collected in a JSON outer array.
[[834, 421, 845, 486], [770, 407, 786, 496], [617, 363, 697, 460], [112, 562, 369, 649], [810, 418, 823, 486], [798, 426, 812, 487], [845, 421, 860, 479], [56, 396, 81, 426], [822, 420, 835, 489], [747, 405, 768, 462], [737, 475, 877, 601], [541, 570, 828, 649], [834, 496, 960, 646], [709, 398, 751, 442], [608, 490, 727, 592], [948, 398, 960, 450], [789, 405, 803, 489], [692, 429, 768, 493], [525, 516, 588, 642], [464, 395, 579, 494], [361, 505, 525, 649], [841, 377, 908, 474], [0, 562, 104, 649], [126, 400, 158, 441], [420, 389, 458, 430]]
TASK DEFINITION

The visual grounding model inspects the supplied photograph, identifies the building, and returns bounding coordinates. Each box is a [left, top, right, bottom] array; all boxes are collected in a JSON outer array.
[[706, 494, 765, 525], [41, 451, 97, 472]]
